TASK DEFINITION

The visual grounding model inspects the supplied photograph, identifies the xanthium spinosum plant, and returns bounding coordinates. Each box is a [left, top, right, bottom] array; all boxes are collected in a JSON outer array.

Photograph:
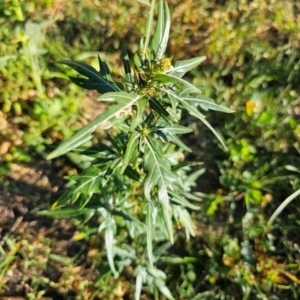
[[43, 0, 232, 298]]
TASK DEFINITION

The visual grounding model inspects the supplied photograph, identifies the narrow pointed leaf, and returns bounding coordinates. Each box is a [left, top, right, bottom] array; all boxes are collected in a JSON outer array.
[[146, 203, 154, 267], [38, 208, 93, 218], [163, 89, 228, 149], [124, 165, 141, 181], [180, 100, 227, 149], [156, 73, 200, 94], [156, 282, 174, 300], [185, 167, 206, 185], [167, 133, 192, 152], [151, 0, 164, 56], [130, 98, 147, 131], [105, 218, 117, 276], [98, 55, 112, 80], [167, 56, 206, 77], [135, 267, 144, 300], [54, 60, 121, 93], [142, 0, 156, 59], [183, 95, 233, 113], [52, 167, 104, 208], [169, 192, 200, 210], [122, 46, 134, 84], [144, 137, 177, 243], [149, 97, 171, 123], [159, 124, 193, 135], [47, 92, 141, 159], [121, 131, 140, 174], [174, 206, 195, 237], [156, 1, 170, 59]]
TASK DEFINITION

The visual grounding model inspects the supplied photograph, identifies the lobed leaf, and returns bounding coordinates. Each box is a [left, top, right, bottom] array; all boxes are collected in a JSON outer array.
[[163, 89, 228, 149], [52, 167, 104, 208], [144, 137, 180, 243]]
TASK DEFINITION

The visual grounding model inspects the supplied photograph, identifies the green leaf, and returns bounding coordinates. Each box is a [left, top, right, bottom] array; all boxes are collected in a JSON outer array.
[[54, 60, 121, 93], [155, 73, 200, 94], [149, 97, 171, 123], [135, 266, 146, 300], [104, 217, 118, 277], [144, 137, 179, 243], [159, 124, 193, 135], [134, 53, 144, 73], [98, 55, 112, 80], [130, 98, 147, 131], [151, 0, 164, 57], [267, 188, 300, 227], [155, 1, 171, 59], [163, 89, 228, 149], [72, 145, 114, 158], [122, 46, 134, 85], [167, 133, 192, 152], [142, 0, 156, 59], [52, 167, 104, 208], [156, 280, 174, 300], [121, 131, 140, 174], [167, 56, 206, 78], [47, 92, 141, 159], [38, 208, 93, 218], [111, 208, 144, 226], [183, 95, 233, 113], [106, 133, 123, 154], [185, 167, 206, 186], [172, 161, 203, 172], [124, 165, 141, 181], [173, 205, 195, 237], [169, 192, 200, 210], [146, 203, 154, 267]]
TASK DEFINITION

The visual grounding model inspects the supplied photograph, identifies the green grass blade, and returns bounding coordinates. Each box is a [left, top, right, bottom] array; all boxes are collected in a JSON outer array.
[[267, 189, 300, 227], [144, 137, 176, 243]]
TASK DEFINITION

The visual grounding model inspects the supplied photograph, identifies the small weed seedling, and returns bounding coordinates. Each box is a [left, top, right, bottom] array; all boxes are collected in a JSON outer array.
[[43, 1, 232, 298]]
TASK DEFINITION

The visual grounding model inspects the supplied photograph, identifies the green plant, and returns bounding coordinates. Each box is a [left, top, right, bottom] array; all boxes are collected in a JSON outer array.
[[42, 0, 232, 298]]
